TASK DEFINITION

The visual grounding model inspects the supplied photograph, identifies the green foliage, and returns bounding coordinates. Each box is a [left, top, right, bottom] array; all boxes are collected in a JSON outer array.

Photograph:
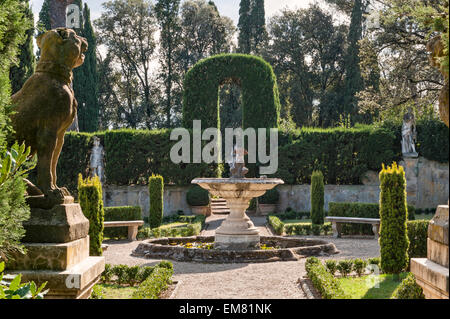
[[305, 257, 348, 299], [328, 202, 415, 235], [182, 53, 280, 130], [0, 262, 48, 299], [267, 215, 284, 235], [337, 260, 353, 277], [379, 163, 410, 274], [186, 185, 210, 206], [132, 267, 173, 299], [416, 117, 449, 163], [310, 170, 324, 225], [275, 125, 398, 185], [90, 284, 105, 299], [407, 220, 429, 260], [391, 273, 425, 299], [138, 215, 205, 240], [9, 0, 35, 95], [74, 3, 100, 132], [78, 174, 104, 256], [284, 223, 332, 236], [353, 258, 367, 277], [104, 206, 142, 239], [149, 174, 164, 229], [325, 260, 338, 276], [368, 257, 381, 268], [258, 188, 279, 204]]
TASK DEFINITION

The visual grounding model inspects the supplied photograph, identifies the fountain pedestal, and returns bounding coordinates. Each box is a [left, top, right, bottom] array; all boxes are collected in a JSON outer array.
[[214, 199, 260, 250], [192, 178, 283, 250]]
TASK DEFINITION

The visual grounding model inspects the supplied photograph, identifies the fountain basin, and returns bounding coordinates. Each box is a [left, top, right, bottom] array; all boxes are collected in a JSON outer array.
[[132, 235, 339, 263], [192, 178, 283, 250]]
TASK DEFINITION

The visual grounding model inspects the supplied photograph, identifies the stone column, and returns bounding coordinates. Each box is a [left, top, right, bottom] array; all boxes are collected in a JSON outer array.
[[411, 205, 449, 299]]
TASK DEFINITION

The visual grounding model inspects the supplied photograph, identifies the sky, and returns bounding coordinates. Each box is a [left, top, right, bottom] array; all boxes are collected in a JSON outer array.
[[30, 0, 316, 25]]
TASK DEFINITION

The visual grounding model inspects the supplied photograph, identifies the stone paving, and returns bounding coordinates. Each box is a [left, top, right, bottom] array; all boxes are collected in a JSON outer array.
[[103, 214, 380, 299]]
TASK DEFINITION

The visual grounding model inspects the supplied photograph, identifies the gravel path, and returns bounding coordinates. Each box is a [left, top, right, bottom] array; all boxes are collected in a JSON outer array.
[[103, 215, 380, 299]]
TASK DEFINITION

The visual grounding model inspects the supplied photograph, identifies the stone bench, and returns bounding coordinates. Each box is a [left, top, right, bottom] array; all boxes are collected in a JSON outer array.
[[325, 216, 380, 239], [104, 221, 144, 241]]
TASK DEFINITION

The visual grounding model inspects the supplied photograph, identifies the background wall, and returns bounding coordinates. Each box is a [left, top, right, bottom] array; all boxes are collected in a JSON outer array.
[[103, 156, 448, 216]]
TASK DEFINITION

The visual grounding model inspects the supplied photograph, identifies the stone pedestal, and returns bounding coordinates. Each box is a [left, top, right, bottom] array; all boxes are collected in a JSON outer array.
[[215, 199, 260, 250], [411, 205, 449, 299], [6, 202, 105, 299]]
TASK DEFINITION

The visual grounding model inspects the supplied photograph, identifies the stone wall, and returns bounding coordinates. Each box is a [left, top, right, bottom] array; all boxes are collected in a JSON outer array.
[[103, 157, 448, 216]]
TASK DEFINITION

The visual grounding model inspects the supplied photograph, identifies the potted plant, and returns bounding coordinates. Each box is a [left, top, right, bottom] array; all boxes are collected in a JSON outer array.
[[186, 185, 211, 216], [257, 188, 279, 216]]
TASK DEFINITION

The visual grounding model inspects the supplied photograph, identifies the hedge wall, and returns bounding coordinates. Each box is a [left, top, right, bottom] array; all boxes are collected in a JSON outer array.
[[27, 118, 447, 195], [182, 54, 281, 130]]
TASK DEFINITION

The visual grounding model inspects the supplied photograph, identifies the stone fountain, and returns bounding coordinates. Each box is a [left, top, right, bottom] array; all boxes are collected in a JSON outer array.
[[134, 147, 338, 262]]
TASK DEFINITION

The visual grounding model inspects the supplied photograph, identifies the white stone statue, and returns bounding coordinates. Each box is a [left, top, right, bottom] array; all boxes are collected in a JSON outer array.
[[89, 136, 105, 183], [402, 108, 418, 157]]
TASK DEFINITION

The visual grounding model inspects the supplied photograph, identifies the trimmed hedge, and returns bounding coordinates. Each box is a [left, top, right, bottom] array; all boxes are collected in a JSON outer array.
[[284, 223, 332, 236], [78, 174, 104, 256], [310, 171, 324, 224], [328, 202, 415, 235], [305, 257, 349, 299], [379, 163, 410, 274], [104, 206, 142, 239], [182, 53, 281, 130], [258, 188, 279, 204], [149, 174, 164, 229], [26, 118, 447, 195], [267, 215, 284, 235], [132, 266, 173, 299], [186, 185, 210, 206], [391, 273, 425, 299], [407, 220, 429, 259], [137, 215, 206, 239]]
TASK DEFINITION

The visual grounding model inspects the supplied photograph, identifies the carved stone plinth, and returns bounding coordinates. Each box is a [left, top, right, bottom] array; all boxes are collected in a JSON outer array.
[[6, 202, 104, 299], [22, 202, 89, 243], [411, 205, 449, 299]]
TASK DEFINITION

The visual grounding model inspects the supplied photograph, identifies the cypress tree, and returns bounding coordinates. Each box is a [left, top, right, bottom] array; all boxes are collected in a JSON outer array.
[[73, 2, 99, 132], [342, 0, 364, 123], [9, 0, 35, 94], [250, 0, 267, 55], [37, 0, 51, 34], [238, 0, 252, 54]]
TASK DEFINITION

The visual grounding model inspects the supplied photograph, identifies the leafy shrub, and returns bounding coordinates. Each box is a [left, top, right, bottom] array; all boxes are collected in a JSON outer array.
[[90, 284, 105, 299], [101, 264, 114, 283], [137, 215, 206, 240], [186, 185, 210, 206], [310, 171, 325, 225], [368, 257, 381, 267], [379, 163, 410, 274], [407, 220, 429, 259], [416, 117, 449, 163], [259, 188, 279, 204], [353, 259, 368, 277], [78, 174, 104, 256], [149, 174, 164, 229], [305, 257, 348, 299], [391, 273, 425, 299], [337, 260, 353, 277], [112, 265, 129, 285], [104, 206, 142, 239], [325, 260, 338, 276], [126, 266, 141, 287], [267, 215, 284, 235], [158, 260, 173, 271], [312, 224, 321, 235], [328, 202, 415, 235], [132, 267, 173, 299], [0, 262, 48, 299], [284, 222, 331, 236]]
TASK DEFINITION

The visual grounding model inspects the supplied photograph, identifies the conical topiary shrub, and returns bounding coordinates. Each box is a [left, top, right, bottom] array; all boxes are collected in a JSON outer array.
[[310, 170, 325, 225]]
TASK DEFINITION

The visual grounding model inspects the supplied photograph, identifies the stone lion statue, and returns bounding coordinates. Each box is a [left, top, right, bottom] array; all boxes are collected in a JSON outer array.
[[11, 28, 87, 205]]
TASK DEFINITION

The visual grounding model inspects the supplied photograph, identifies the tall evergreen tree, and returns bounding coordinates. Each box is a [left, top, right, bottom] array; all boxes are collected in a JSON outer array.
[[155, 0, 182, 128], [342, 0, 364, 123], [37, 0, 51, 34], [73, 3, 99, 132], [250, 0, 267, 55], [238, 0, 252, 54], [9, 0, 35, 94]]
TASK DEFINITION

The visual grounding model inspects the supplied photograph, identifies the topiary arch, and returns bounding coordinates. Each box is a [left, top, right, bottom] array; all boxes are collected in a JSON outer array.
[[182, 54, 281, 129]]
